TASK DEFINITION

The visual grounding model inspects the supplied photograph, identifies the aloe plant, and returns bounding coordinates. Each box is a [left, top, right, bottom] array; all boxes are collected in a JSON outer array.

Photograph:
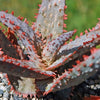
[[0, 0, 100, 99]]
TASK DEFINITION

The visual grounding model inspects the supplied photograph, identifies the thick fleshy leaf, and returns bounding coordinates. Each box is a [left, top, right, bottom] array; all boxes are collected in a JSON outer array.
[[0, 54, 55, 79], [42, 30, 76, 65], [7, 75, 36, 95], [0, 11, 43, 66], [44, 48, 100, 95], [35, 78, 53, 97], [0, 11, 41, 45], [0, 30, 20, 58], [46, 30, 100, 71], [35, 0, 65, 42]]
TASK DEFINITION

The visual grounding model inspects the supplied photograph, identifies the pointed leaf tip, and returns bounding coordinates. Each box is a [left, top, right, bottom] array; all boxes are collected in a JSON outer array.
[[0, 51, 4, 55], [90, 48, 99, 54], [74, 29, 77, 33]]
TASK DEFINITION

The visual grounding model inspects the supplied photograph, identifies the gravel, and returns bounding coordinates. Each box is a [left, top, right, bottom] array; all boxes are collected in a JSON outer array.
[[0, 71, 100, 100]]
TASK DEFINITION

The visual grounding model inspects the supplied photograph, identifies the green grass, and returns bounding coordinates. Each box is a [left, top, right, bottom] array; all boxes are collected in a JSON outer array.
[[0, 0, 41, 23], [66, 0, 100, 35], [0, 0, 100, 35]]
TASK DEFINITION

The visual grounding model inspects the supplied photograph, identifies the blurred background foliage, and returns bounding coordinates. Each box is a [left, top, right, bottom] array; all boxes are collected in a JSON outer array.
[[0, 0, 100, 36]]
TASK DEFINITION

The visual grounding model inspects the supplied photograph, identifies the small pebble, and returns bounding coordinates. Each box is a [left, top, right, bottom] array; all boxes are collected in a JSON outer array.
[[0, 89, 3, 97]]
